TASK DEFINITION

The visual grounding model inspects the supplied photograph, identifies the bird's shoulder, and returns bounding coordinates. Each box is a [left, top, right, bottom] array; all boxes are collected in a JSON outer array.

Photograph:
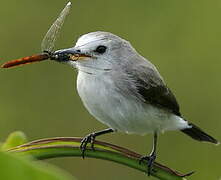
[[128, 58, 181, 116]]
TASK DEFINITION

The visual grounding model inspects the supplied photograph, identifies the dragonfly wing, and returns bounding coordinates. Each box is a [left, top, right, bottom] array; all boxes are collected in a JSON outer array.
[[41, 2, 72, 52]]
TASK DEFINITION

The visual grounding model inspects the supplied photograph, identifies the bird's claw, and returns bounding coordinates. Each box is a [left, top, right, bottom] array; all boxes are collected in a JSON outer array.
[[80, 133, 96, 158], [139, 153, 156, 176]]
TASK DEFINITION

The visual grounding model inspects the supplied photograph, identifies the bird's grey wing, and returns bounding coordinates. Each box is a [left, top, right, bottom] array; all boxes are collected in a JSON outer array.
[[130, 60, 181, 116]]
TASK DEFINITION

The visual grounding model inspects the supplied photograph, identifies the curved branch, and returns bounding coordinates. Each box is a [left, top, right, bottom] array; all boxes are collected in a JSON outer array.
[[8, 137, 193, 180]]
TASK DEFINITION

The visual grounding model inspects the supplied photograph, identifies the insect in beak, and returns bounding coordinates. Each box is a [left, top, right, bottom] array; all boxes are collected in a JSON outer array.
[[1, 53, 49, 68]]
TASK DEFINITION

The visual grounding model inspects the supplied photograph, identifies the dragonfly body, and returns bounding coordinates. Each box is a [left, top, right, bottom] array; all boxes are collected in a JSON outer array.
[[1, 53, 49, 68]]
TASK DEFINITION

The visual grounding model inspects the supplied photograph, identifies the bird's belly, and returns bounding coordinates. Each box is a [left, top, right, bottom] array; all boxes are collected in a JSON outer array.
[[77, 72, 188, 134]]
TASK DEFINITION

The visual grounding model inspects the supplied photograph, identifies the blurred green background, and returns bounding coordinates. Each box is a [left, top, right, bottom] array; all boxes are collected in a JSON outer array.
[[0, 0, 220, 179]]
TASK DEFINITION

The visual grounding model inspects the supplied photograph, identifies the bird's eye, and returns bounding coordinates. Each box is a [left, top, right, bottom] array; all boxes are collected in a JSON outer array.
[[94, 45, 107, 54]]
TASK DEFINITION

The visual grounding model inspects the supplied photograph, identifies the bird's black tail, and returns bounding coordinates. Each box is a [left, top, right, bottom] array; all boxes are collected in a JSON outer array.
[[181, 123, 219, 145]]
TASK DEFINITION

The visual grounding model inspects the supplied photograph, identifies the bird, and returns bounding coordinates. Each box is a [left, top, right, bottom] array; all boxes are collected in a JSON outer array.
[[52, 31, 218, 175]]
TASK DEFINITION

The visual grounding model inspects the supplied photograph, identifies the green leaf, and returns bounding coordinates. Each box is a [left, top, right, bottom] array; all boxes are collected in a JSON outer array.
[[0, 151, 76, 180], [1, 131, 27, 150], [10, 137, 191, 180]]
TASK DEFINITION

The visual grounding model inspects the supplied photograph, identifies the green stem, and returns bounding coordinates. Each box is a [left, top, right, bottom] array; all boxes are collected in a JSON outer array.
[[8, 137, 192, 180]]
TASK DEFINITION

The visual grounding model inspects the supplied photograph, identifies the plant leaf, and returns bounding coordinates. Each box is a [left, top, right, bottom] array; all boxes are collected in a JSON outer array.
[[1, 131, 27, 150], [0, 151, 76, 180]]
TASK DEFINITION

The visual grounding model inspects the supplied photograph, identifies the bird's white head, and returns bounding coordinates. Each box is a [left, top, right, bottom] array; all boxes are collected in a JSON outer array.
[[53, 31, 137, 73]]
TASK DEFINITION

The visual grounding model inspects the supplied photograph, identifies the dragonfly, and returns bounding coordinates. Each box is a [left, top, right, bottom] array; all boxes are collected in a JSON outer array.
[[1, 2, 72, 68]]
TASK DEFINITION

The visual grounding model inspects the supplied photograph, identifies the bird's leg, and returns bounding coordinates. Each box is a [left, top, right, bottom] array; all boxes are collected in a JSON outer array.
[[139, 132, 158, 176], [80, 128, 114, 158]]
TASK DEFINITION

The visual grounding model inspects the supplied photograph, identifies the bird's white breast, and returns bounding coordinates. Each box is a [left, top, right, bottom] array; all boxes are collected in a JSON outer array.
[[76, 69, 189, 135]]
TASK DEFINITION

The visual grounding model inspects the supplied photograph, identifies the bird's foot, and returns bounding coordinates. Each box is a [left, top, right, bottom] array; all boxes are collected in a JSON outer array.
[[80, 133, 96, 158], [139, 153, 156, 176]]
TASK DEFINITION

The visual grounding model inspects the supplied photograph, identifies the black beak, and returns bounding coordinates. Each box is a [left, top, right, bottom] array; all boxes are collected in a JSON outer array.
[[50, 48, 91, 62]]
